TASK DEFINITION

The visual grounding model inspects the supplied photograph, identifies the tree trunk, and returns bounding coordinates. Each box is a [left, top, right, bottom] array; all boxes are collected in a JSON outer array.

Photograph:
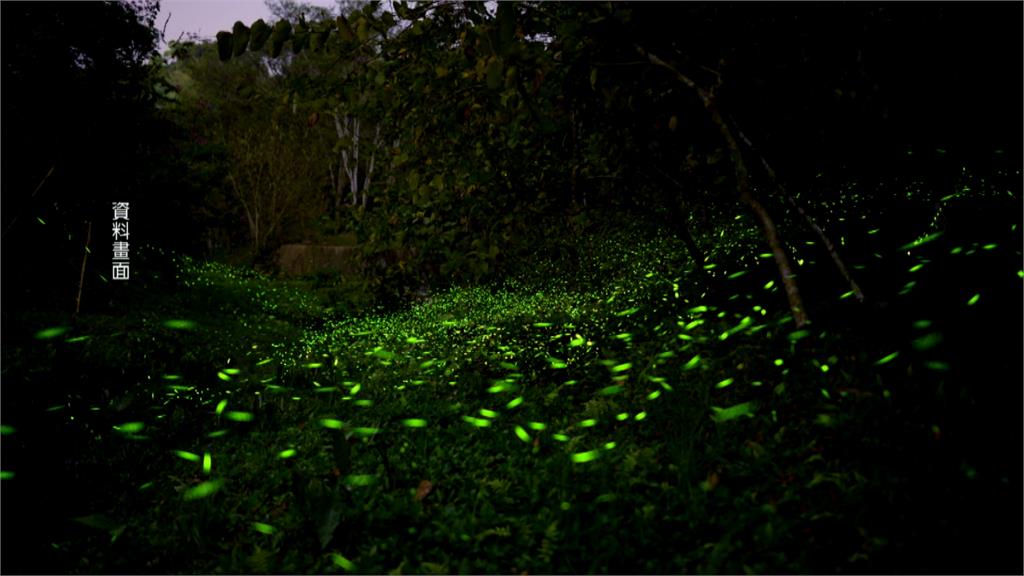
[[730, 120, 865, 302], [639, 46, 810, 327]]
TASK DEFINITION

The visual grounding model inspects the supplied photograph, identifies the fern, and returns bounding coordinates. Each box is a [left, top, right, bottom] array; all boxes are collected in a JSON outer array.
[[539, 520, 560, 565]]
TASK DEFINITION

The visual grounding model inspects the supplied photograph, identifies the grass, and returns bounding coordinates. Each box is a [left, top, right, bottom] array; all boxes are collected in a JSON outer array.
[[1, 167, 1021, 574]]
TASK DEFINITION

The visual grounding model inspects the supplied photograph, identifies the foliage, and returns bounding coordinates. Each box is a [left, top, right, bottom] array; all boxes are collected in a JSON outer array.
[[3, 173, 1022, 572], [2, 2, 1021, 574]]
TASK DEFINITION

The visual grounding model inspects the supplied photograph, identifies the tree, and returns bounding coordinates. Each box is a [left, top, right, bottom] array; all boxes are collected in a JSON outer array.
[[1, 0, 168, 312], [164, 41, 328, 257]]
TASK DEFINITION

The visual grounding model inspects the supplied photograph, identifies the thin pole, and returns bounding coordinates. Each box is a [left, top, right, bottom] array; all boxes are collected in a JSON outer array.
[[74, 220, 92, 317]]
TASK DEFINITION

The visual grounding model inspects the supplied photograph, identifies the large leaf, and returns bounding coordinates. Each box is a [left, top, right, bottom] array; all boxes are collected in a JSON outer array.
[[215, 31, 233, 62], [231, 21, 250, 57], [249, 19, 271, 51], [270, 20, 292, 58]]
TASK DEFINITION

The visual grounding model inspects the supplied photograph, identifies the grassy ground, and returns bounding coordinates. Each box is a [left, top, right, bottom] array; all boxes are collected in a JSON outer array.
[[1, 165, 1021, 574]]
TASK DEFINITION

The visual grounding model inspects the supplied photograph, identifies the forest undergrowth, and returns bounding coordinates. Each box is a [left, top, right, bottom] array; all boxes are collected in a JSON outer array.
[[1, 167, 1021, 574]]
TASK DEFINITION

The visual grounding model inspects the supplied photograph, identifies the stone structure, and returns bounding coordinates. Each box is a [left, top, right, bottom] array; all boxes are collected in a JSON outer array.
[[275, 244, 359, 277]]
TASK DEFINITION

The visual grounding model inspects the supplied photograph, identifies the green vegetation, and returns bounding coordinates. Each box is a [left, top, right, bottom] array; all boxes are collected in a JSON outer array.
[[4, 191, 1022, 572], [2, 1, 1020, 573]]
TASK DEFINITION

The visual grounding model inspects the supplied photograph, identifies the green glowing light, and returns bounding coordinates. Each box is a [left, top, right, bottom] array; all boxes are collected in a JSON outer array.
[[0, 471, 13, 480], [401, 418, 427, 428], [0, 425, 14, 435], [222, 368, 240, 375], [462, 416, 491, 427], [635, 411, 647, 421], [345, 474, 376, 486], [217, 371, 231, 381], [598, 385, 624, 396], [901, 231, 943, 250], [967, 293, 980, 306], [114, 422, 145, 433], [874, 351, 899, 366], [330, 553, 356, 571], [184, 480, 223, 501], [912, 333, 943, 351], [514, 425, 530, 443], [253, 522, 275, 535], [710, 401, 756, 423], [683, 355, 701, 370], [215, 400, 228, 415], [203, 452, 212, 474], [715, 378, 734, 389], [352, 427, 379, 437], [788, 330, 811, 342], [616, 412, 629, 421], [571, 450, 600, 463], [603, 441, 617, 450], [647, 390, 661, 400], [163, 319, 196, 330], [763, 280, 775, 290], [548, 357, 568, 369], [505, 396, 524, 409], [34, 326, 69, 340], [479, 408, 498, 418], [225, 411, 253, 422], [527, 422, 547, 431], [174, 450, 200, 462], [579, 419, 597, 428], [552, 433, 569, 442], [277, 449, 296, 459], [304, 362, 323, 369], [319, 418, 345, 429]]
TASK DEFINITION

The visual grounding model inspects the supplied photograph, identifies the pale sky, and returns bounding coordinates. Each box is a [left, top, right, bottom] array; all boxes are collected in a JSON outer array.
[[157, 0, 336, 48]]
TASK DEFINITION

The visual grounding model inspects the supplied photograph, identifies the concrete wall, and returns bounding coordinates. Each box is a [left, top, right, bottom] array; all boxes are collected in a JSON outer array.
[[275, 244, 360, 277]]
